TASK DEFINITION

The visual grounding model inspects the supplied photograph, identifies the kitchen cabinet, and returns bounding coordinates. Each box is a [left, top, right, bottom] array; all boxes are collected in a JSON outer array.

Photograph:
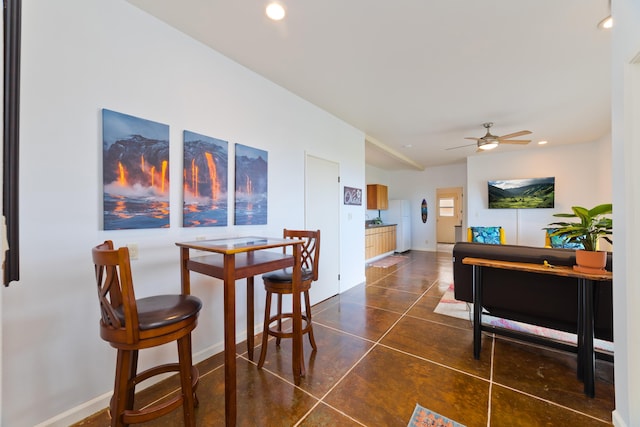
[[367, 184, 388, 210], [365, 225, 397, 260]]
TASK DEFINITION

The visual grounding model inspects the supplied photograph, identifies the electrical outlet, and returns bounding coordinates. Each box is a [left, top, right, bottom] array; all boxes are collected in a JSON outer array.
[[127, 243, 139, 260]]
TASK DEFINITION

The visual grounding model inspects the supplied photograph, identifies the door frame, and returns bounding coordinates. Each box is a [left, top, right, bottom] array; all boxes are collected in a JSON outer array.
[[436, 187, 463, 243]]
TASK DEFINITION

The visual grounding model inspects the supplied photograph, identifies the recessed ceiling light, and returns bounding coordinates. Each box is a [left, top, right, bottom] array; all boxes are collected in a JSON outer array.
[[403, 144, 413, 148], [538, 140, 548, 145], [266, 3, 286, 21], [598, 15, 613, 29]]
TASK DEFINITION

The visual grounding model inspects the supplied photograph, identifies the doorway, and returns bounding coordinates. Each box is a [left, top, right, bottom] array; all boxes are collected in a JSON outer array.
[[436, 187, 463, 243], [305, 155, 340, 303]]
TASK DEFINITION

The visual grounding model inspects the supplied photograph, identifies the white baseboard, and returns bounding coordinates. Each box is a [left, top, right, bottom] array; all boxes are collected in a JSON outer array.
[[32, 391, 112, 427], [612, 410, 628, 427], [32, 342, 224, 427]]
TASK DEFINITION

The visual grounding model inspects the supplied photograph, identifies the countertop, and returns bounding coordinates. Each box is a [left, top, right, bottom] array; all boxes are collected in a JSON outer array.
[[365, 223, 397, 229]]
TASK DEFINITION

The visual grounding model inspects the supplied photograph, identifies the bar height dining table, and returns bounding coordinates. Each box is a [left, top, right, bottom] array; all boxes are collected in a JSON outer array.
[[176, 236, 304, 426]]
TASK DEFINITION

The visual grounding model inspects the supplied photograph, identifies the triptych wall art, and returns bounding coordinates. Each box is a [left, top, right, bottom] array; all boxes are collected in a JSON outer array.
[[183, 130, 229, 227], [101, 108, 268, 230]]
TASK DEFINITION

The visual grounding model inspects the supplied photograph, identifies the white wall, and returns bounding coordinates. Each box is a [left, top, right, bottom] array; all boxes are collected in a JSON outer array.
[[611, 1, 640, 426], [1, 1, 365, 425], [466, 138, 612, 247], [379, 138, 612, 252], [366, 159, 468, 253], [384, 163, 467, 252]]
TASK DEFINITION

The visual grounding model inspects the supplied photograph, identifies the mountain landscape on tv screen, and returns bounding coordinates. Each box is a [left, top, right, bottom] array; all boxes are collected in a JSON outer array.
[[488, 177, 554, 209]]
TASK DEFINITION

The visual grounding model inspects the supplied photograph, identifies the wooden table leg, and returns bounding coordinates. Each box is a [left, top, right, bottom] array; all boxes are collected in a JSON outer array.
[[180, 247, 191, 295], [292, 243, 303, 385], [246, 276, 254, 361], [472, 265, 482, 359], [223, 254, 237, 426]]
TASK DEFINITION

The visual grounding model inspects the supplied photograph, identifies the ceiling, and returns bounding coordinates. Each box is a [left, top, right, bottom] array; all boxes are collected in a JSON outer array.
[[127, 0, 612, 171]]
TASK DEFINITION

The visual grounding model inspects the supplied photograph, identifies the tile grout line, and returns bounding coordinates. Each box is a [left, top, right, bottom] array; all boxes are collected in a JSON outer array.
[[487, 334, 495, 427], [292, 273, 439, 426], [374, 342, 493, 384], [481, 334, 611, 424], [245, 262, 609, 426], [488, 380, 614, 424], [255, 263, 432, 424]]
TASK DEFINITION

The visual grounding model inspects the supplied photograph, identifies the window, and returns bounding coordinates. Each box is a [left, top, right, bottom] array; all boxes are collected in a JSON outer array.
[[439, 198, 455, 217]]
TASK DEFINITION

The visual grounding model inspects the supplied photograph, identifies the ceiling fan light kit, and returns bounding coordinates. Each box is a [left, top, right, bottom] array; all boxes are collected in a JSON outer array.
[[448, 122, 532, 152], [478, 141, 498, 150]]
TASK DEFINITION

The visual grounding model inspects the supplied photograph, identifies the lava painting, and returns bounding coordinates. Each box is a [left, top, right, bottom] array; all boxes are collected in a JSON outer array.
[[234, 143, 268, 225], [183, 130, 229, 227], [102, 109, 170, 230]]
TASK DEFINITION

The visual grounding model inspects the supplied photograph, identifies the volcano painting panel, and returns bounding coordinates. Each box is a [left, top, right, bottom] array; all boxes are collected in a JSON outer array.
[[234, 144, 268, 225], [488, 177, 555, 209], [183, 131, 229, 227], [102, 109, 170, 230]]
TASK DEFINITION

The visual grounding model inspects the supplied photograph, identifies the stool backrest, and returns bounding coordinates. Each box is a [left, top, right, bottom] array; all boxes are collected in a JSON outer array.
[[92, 240, 139, 344], [283, 229, 320, 282]]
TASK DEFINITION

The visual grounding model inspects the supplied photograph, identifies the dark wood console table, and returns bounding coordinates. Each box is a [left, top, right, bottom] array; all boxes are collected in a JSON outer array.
[[462, 257, 612, 398], [176, 237, 303, 426]]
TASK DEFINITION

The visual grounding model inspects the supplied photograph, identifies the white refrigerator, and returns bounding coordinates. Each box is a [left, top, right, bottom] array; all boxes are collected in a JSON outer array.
[[382, 199, 412, 252]]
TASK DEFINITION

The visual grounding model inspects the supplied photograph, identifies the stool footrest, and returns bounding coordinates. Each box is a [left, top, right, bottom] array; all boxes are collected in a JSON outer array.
[[266, 314, 313, 339], [117, 365, 199, 425]]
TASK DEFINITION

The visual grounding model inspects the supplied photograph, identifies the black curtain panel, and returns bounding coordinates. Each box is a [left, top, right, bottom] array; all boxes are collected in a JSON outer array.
[[3, 0, 21, 285]]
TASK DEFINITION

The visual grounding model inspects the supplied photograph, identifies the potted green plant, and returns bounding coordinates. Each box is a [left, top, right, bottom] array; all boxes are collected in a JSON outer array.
[[544, 203, 612, 272]]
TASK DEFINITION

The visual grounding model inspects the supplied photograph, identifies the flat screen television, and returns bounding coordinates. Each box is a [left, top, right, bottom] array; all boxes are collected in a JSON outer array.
[[488, 177, 555, 209]]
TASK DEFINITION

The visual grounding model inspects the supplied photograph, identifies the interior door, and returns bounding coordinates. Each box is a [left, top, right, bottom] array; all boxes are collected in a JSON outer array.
[[436, 187, 463, 243], [305, 155, 340, 303]]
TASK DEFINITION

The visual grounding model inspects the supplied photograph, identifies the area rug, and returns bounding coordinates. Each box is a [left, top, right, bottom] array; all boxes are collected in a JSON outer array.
[[408, 403, 466, 427], [368, 255, 406, 268], [434, 284, 614, 352]]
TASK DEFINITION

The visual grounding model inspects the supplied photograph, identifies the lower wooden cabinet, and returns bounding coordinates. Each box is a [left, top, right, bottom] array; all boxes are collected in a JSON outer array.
[[365, 225, 397, 260]]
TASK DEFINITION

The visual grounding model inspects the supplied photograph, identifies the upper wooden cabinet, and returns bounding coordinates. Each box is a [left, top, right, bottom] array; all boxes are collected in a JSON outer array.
[[367, 184, 388, 210]]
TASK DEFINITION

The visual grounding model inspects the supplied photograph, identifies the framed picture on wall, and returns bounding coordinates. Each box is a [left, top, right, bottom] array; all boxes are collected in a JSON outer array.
[[102, 109, 170, 230], [234, 143, 268, 225], [343, 186, 362, 205], [183, 130, 229, 227]]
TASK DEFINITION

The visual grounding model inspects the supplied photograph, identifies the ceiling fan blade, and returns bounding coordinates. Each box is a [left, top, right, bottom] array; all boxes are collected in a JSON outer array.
[[446, 142, 477, 150], [500, 140, 531, 145], [497, 130, 531, 140], [464, 137, 481, 141]]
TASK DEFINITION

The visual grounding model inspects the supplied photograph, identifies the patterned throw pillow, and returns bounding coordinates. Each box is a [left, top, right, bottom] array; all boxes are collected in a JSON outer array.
[[549, 231, 584, 249], [471, 226, 502, 244]]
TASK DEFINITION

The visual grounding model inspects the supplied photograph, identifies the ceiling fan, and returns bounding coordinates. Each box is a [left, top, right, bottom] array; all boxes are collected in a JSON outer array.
[[447, 122, 532, 151]]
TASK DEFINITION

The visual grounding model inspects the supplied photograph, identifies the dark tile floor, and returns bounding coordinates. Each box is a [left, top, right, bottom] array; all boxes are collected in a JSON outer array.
[[75, 249, 615, 426]]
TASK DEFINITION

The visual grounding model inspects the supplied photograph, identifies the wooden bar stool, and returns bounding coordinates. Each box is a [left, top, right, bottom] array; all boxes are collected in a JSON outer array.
[[92, 240, 202, 426], [257, 229, 320, 376]]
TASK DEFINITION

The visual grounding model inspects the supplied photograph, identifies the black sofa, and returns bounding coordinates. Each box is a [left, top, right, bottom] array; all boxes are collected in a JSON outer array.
[[452, 242, 613, 343]]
